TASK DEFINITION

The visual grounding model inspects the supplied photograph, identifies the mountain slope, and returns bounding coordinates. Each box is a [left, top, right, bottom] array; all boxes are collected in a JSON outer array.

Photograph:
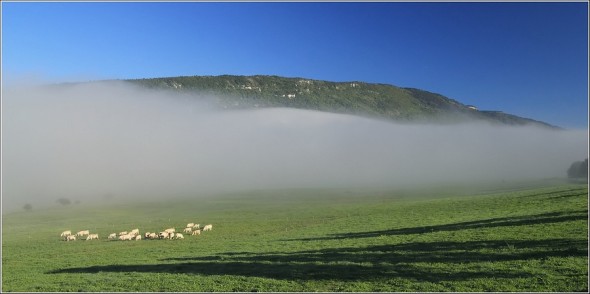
[[125, 75, 558, 129]]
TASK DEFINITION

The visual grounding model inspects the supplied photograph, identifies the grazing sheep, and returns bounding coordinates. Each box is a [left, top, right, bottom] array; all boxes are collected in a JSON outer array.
[[65, 235, 76, 241], [203, 224, 213, 231], [187, 223, 195, 228], [118, 231, 128, 236], [193, 224, 200, 229], [60, 230, 72, 237], [164, 228, 175, 234], [135, 235, 142, 241], [118, 234, 133, 241], [86, 234, 99, 240], [191, 229, 201, 236], [148, 233, 157, 239], [76, 230, 90, 236], [108, 233, 117, 240], [129, 229, 139, 236], [175, 233, 184, 239], [159, 231, 169, 239], [183, 227, 192, 233]]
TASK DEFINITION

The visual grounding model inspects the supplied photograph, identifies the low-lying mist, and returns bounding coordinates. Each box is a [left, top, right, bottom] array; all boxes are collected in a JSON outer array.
[[2, 81, 587, 213]]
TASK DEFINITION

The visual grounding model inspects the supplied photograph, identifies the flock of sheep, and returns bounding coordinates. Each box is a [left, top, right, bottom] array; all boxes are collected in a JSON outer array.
[[60, 222, 213, 241]]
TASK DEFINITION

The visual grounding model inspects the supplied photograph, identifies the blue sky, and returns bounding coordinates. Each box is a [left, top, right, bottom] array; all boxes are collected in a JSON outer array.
[[2, 1, 588, 129]]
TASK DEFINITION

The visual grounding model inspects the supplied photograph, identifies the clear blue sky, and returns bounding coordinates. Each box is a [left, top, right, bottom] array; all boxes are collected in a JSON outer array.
[[2, 1, 588, 129]]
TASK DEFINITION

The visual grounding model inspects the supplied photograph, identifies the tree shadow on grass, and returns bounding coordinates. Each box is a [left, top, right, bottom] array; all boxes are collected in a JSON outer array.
[[164, 238, 588, 265], [283, 210, 588, 241], [47, 260, 533, 283], [518, 188, 587, 199], [547, 192, 588, 200], [46, 208, 588, 285], [47, 238, 586, 283], [46, 259, 533, 284]]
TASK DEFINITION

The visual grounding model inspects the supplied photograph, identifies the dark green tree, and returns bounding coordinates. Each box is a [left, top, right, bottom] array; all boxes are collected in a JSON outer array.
[[567, 158, 588, 178]]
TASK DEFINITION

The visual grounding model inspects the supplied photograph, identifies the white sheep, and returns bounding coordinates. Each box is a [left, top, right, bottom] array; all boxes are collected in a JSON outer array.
[[175, 233, 184, 239], [203, 224, 213, 231], [60, 230, 72, 237], [129, 229, 139, 236], [118, 231, 128, 236], [135, 235, 142, 241], [194, 224, 201, 229], [187, 223, 195, 228], [76, 230, 90, 236], [191, 229, 201, 236], [159, 231, 169, 239], [183, 227, 192, 233], [86, 234, 99, 240], [148, 233, 157, 239], [108, 233, 117, 240], [65, 235, 76, 241], [118, 234, 133, 241], [164, 228, 175, 234]]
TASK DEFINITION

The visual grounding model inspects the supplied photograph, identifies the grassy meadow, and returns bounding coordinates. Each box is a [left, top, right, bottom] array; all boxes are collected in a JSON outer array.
[[2, 181, 588, 292]]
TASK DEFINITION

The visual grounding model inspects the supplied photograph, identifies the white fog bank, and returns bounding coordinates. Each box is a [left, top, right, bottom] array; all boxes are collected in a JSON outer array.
[[2, 82, 587, 212]]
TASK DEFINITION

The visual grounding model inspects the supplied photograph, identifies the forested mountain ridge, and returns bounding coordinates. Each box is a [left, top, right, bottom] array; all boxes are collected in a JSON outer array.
[[125, 75, 558, 129]]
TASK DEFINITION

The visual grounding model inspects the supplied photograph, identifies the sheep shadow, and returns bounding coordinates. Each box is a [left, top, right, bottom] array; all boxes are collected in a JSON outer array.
[[284, 210, 588, 241], [48, 238, 587, 283]]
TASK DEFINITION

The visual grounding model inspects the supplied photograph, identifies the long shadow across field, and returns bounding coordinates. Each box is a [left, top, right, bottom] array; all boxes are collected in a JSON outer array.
[[47, 208, 588, 284], [163, 238, 588, 264], [284, 210, 588, 241], [48, 237, 587, 283], [547, 192, 589, 200], [518, 188, 587, 199], [46, 261, 531, 283]]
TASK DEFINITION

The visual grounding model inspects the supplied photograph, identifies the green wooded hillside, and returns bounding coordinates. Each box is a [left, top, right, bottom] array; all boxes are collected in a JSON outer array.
[[126, 75, 558, 128]]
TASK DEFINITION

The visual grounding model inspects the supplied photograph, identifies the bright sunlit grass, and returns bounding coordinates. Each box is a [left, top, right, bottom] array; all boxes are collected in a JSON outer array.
[[2, 183, 587, 292]]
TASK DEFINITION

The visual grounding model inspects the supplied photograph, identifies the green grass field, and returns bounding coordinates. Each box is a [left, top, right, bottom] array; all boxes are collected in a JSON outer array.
[[2, 182, 588, 292]]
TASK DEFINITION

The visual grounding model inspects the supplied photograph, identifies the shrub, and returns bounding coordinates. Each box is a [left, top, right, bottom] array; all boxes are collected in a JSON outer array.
[[567, 159, 588, 179], [56, 198, 71, 206]]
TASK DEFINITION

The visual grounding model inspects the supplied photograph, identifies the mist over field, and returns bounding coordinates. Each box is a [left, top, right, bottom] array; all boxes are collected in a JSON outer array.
[[2, 82, 587, 212]]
